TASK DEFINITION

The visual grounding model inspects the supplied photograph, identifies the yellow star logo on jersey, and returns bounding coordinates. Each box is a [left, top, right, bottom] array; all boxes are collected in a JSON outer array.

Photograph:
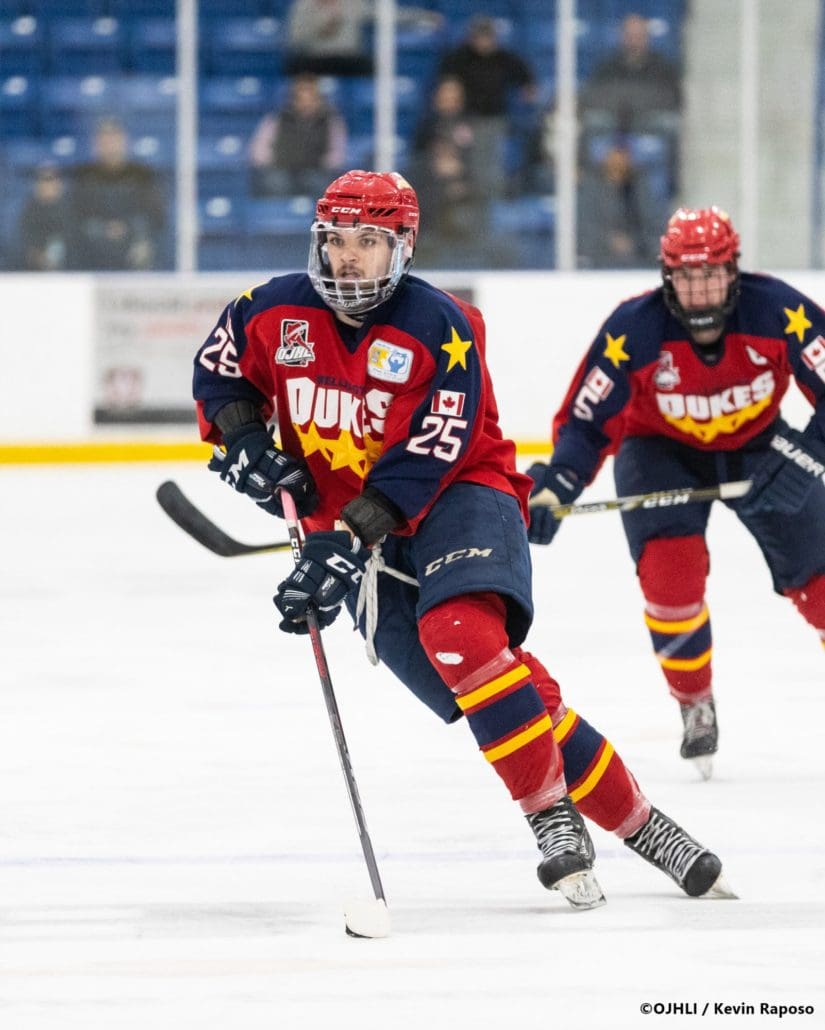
[[327, 429, 368, 478], [604, 332, 630, 369], [236, 280, 265, 303], [441, 326, 473, 371], [783, 303, 812, 343], [293, 421, 327, 459]]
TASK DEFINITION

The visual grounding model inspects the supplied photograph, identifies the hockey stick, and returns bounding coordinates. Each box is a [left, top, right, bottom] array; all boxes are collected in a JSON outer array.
[[156, 480, 291, 557], [529, 479, 753, 518], [158, 477, 756, 561], [279, 489, 390, 940]]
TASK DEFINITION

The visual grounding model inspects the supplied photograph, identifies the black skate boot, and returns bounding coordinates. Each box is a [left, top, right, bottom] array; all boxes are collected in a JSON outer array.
[[679, 697, 718, 780], [625, 806, 734, 898], [526, 796, 606, 910]]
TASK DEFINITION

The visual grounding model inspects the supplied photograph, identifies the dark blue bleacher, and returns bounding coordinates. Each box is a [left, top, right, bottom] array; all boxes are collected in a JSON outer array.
[[128, 17, 176, 74], [200, 16, 282, 77], [45, 16, 126, 75], [0, 1, 686, 271], [0, 15, 43, 75], [200, 75, 276, 137], [0, 74, 38, 136], [198, 133, 248, 197]]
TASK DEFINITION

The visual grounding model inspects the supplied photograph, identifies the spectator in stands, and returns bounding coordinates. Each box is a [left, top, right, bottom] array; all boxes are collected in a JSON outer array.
[[579, 12, 681, 134], [249, 73, 348, 197], [15, 163, 73, 271], [576, 142, 661, 269], [411, 76, 486, 266], [435, 15, 537, 199], [71, 118, 165, 271], [284, 0, 443, 78]]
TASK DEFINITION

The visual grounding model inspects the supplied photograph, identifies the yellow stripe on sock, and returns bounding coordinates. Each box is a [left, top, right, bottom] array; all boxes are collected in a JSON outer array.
[[569, 742, 615, 803], [659, 648, 712, 671], [644, 606, 709, 634], [483, 714, 552, 764], [456, 663, 531, 712], [552, 706, 578, 744]]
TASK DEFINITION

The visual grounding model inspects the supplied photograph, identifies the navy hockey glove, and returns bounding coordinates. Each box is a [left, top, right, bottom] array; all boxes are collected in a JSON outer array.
[[526, 463, 583, 545], [739, 423, 825, 517], [274, 531, 366, 635], [209, 422, 318, 519]]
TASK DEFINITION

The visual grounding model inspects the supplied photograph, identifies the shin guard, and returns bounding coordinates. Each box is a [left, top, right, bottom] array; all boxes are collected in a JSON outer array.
[[419, 593, 565, 812], [638, 535, 713, 703], [513, 648, 649, 837]]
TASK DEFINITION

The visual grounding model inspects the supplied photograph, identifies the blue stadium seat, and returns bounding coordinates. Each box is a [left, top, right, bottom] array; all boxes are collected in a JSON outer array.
[[130, 131, 174, 169], [129, 18, 176, 74], [117, 74, 177, 133], [0, 15, 43, 75], [197, 133, 248, 195], [1, 133, 86, 174], [40, 74, 119, 134], [0, 74, 38, 135], [245, 194, 314, 234], [200, 0, 262, 14], [201, 16, 282, 76], [199, 193, 246, 269], [107, 0, 169, 16], [46, 17, 126, 75], [349, 76, 420, 137], [200, 75, 274, 136], [32, 0, 108, 13], [345, 133, 374, 168]]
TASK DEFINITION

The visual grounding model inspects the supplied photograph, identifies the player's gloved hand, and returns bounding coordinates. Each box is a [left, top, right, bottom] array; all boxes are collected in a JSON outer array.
[[739, 423, 825, 516], [526, 463, 583, 545], [273, 531, 366, 635], [209, 422, 318, 518]]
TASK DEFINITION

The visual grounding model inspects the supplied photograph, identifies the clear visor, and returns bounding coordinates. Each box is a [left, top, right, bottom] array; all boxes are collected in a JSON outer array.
[[308, 223, 413, 315]]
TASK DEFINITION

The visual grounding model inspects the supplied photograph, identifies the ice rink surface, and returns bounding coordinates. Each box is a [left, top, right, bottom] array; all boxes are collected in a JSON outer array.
[[1, 462, 823, 1029]]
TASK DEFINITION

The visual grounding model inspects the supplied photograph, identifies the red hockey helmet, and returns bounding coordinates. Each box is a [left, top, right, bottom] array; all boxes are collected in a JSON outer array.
[[660, 206, 741, 341], [660, 206, 740, 268], [309, 170, 420, 315]]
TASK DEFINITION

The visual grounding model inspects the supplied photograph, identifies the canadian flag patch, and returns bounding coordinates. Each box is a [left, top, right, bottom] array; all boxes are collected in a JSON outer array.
[[431, 389, 466, 416]]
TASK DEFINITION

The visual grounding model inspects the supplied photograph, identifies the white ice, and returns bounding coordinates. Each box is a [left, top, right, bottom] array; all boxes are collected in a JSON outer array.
[[1, 462, 823, 1030]]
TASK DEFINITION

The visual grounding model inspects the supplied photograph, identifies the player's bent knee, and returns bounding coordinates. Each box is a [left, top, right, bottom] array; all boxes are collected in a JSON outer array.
[[638, 535, 709, 607], [419, 592, 512, 691]]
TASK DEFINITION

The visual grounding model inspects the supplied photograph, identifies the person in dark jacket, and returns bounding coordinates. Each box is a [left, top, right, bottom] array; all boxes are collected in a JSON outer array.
[[436, 15, 536, 198], [248, 74, 348, 197], [15, 163, 73, 271], [72, 118, 165, 271]]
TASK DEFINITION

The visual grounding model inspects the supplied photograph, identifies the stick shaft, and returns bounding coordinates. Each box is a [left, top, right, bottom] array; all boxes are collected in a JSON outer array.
[[530, 479, 752, 519], [279, 490, 386, 904]]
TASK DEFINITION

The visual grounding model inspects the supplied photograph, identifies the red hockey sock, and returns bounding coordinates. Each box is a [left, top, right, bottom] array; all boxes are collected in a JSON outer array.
[[513, 647, 649, 836], [784, 573, 825, 648], [639, 535, 713, 703], [419, 593, 565, 812]]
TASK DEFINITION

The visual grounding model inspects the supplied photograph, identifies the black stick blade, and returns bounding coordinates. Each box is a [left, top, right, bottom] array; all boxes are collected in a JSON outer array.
[[156, 480, 289, 557]]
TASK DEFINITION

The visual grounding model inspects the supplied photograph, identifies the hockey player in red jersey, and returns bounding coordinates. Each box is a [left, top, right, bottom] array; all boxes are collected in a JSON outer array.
[[194, 171, 732, 908], [528, 206, 825, 779]]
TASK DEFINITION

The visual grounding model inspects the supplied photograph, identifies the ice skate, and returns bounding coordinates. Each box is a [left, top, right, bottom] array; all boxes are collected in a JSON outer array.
[[624, 806, 736, 898], [679, 697, 718, 780], [526, 796, 606, 910]]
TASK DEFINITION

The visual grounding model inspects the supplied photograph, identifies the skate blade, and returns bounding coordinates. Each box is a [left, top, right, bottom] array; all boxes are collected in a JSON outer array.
[[555, 869, 607, 910], [699, 871, 738, 900], [689, 754, 714, 780]]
